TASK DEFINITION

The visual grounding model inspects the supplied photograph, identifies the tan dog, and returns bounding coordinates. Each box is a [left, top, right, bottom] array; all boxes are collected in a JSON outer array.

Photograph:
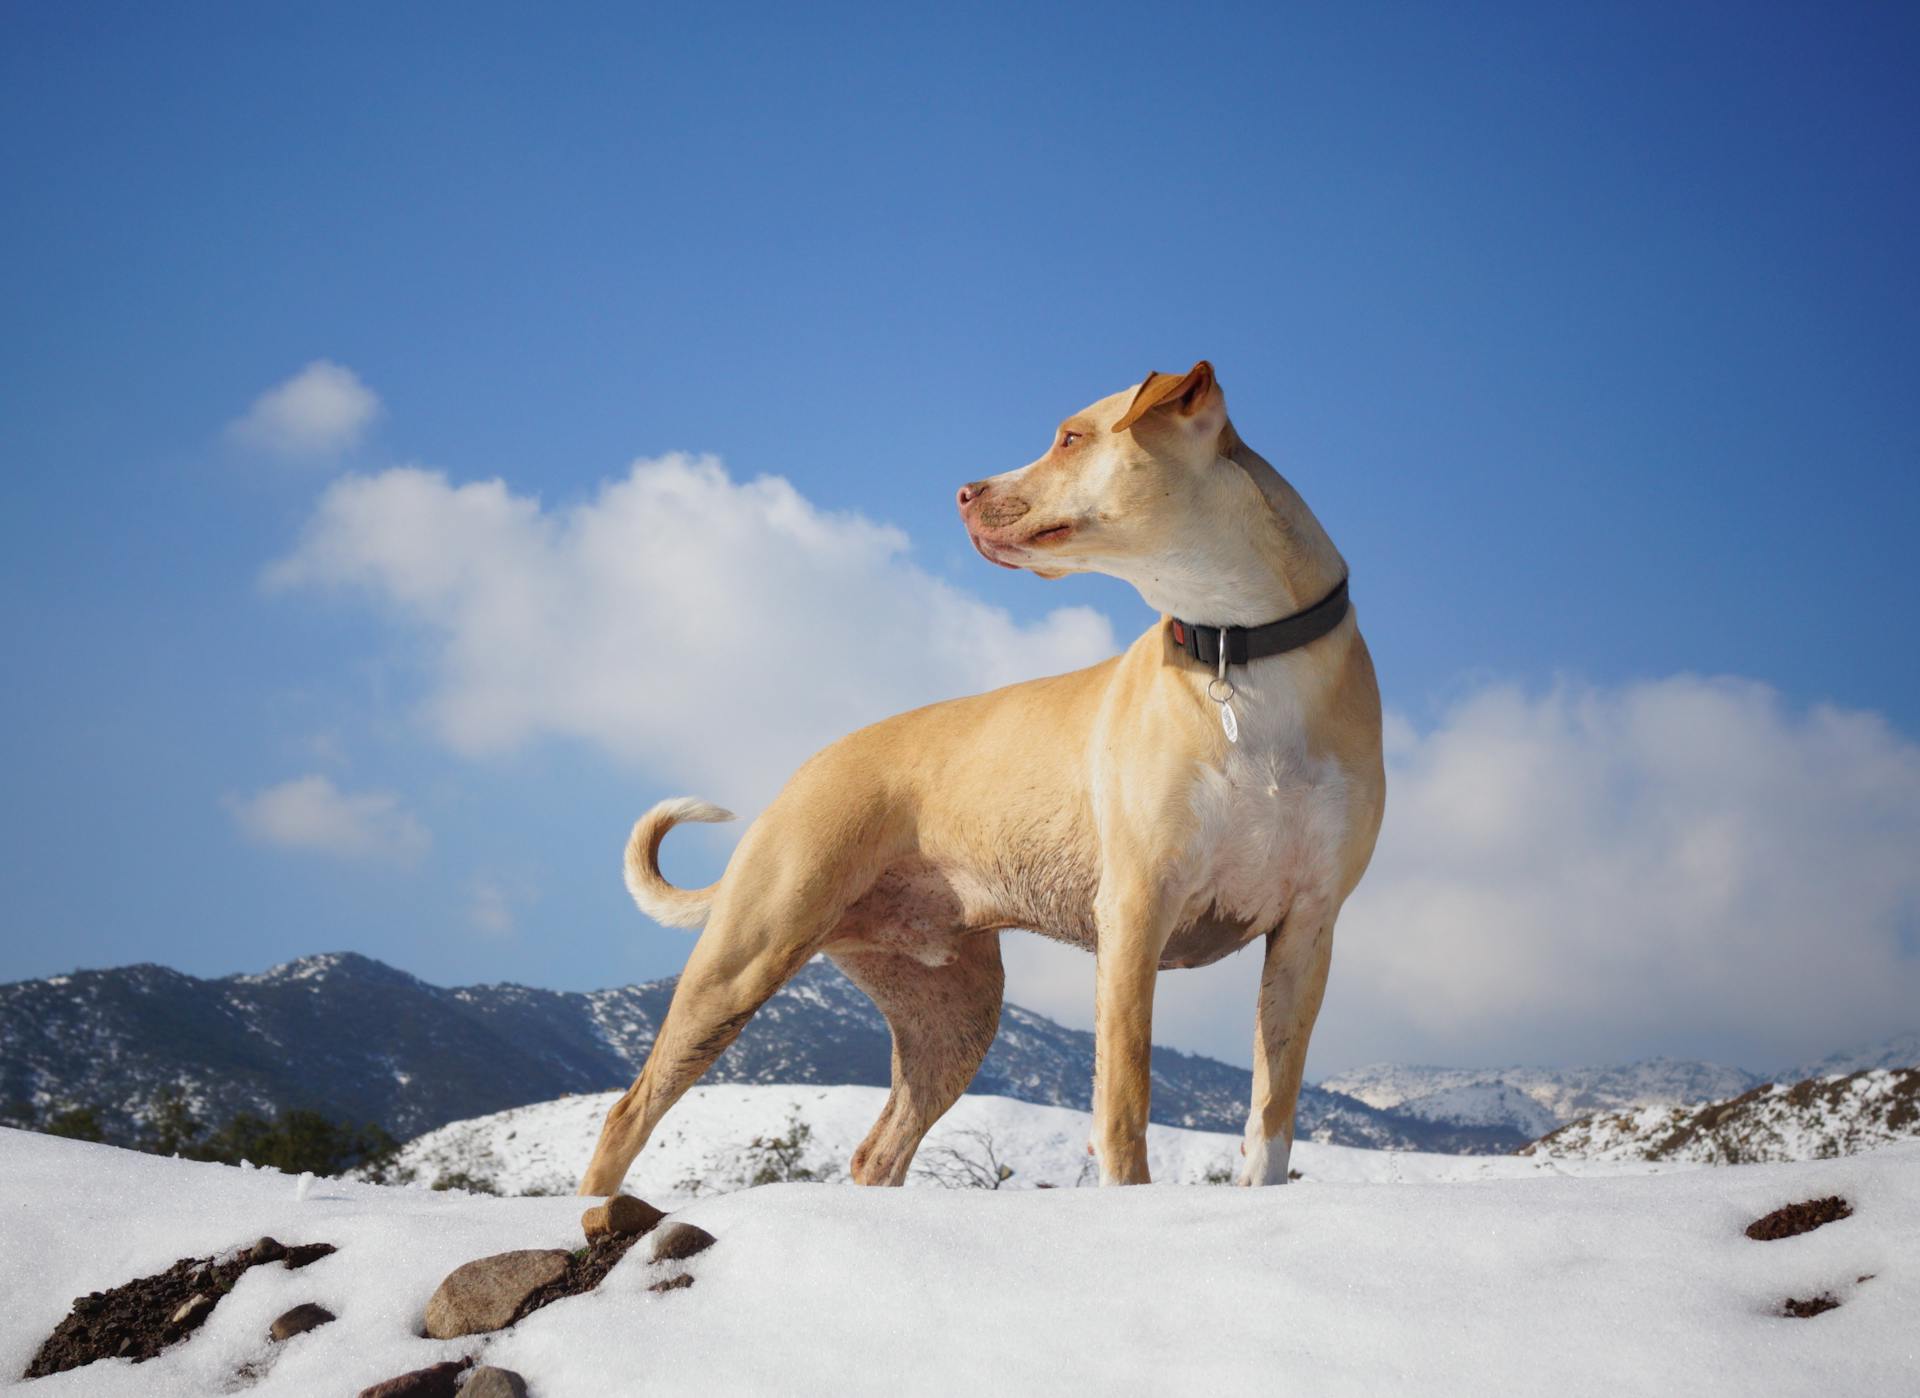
[[579, 361, 1384, 1194]]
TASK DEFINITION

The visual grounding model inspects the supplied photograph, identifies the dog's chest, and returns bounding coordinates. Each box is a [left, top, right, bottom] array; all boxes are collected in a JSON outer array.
[[1182, 681, 1350, 937]]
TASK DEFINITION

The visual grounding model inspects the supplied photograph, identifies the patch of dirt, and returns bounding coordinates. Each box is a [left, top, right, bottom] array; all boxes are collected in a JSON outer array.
[[23, 1237, 335, 1380], [1780, 1293, 1841, 1319], [505, 1230, 646, 1325], [1745, 1195, 1852, 1241], [284, 1242, 338, 1268]]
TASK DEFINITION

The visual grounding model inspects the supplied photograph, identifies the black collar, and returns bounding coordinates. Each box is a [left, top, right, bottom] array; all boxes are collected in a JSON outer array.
[[1168, 576, 1351, 668]]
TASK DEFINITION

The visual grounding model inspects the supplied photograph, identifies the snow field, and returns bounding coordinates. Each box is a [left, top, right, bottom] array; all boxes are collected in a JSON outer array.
[[377, 1084, 1672, 1202], [2, 1095, 1915, 1396]]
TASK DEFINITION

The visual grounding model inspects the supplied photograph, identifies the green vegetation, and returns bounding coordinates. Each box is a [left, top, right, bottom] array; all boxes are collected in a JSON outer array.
[[10, 1087, 397, 1178]]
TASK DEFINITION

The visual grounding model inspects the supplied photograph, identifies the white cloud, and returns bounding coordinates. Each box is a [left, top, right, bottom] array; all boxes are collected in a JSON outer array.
[[468, 878, 517, 938], [228, 360, 380, 459], [1004, 675, 1920, 1077], [267, 455, 1116, 806], [228, 774, 430, 865]]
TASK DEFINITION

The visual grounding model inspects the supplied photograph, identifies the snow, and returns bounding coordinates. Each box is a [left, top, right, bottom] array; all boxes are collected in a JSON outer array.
[[1526, 1070, 1920, 1164], [1322, 1058, 1763, 1130], [3, 1121, 1917, 1396], [372, 1084, 1668, 1201], [1374, 1081, 1562, 1137]]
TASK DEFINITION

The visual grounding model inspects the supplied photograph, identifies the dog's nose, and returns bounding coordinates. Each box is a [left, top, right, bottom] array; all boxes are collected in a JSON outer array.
[[957, 481, 989, 510]]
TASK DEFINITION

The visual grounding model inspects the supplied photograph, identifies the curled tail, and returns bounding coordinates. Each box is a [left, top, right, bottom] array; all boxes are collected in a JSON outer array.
[[624, 797, 735, 928]]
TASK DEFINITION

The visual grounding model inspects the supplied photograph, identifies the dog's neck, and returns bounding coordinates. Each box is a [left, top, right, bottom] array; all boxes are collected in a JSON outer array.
[[1124, 432, 1348, 629]]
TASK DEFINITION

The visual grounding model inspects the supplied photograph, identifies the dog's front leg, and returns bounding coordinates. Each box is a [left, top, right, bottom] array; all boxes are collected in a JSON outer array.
[[1090, 878, 1175, 1186], [1240, 904, 1337, 1185]]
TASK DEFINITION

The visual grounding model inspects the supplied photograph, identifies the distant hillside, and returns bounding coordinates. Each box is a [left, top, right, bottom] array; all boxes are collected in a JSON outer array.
[[1320, 1058, 1766, 1140], [1787, 1032, 1920, 1083], [1521, 1068, 1920, 1164], [0, 952, 1464, 1152], [367, 1082, 1667, 1200]]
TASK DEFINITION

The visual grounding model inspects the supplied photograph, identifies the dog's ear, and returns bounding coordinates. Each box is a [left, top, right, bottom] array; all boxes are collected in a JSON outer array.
[[1112, 361, 1217, 433]]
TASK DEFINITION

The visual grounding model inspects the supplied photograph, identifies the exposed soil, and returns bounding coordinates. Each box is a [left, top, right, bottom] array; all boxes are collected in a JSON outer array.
[[284, 1241, 338, 1268], [23, 1237, 335, 1380], [1780, 1293, 1841, 1319], [505, 1229, 646, 1325], [1745, 1195, 1852, 1241], [358, 1356, 474, 1397]]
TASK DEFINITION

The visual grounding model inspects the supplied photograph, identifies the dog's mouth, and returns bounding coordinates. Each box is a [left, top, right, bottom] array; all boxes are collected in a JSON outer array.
[[968, 520, 1075, 571], [969, 532, 1022, 570]]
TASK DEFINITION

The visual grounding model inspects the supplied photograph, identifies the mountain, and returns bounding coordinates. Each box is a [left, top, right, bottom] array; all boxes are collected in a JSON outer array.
[[1521, 1068, 1920, 1164], [0, 952, 1458, 1152], [1786, 1031, 1920, 1083], [1321, 1058, 1766, 1139]]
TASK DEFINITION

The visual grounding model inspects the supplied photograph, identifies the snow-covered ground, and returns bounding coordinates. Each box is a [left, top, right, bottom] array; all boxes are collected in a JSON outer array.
[[6, 1095, 1919, 1396], [1525, 1069, 1920, 1164], [369, 1084, 1672, 1201]]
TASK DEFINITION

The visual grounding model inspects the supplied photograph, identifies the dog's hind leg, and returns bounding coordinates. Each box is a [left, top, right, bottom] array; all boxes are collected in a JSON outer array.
[[578, 929, 811, 1196], [578, 809, 896, 1197], [829, 933, 1004, 1186]]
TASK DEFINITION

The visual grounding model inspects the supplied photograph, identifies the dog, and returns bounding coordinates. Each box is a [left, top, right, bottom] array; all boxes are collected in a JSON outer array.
[[579, 361, 1384, 1194]]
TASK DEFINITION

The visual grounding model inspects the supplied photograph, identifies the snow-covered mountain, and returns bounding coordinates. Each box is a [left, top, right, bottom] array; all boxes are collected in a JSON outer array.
[[12, 951, 1912, 1162], [369, 1083, 1666, 1200], [1522, 1068, 1920, 1165], [0, 952, 1453, 1152], [1786, 1031, 1920, 1083], [1325, 1036, 1920, 1147], [7, 1120, 1916, 1396], [1322, 1058, 1766, 1138]]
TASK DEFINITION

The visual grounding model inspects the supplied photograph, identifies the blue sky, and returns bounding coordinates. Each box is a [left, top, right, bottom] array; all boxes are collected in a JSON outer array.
[[3, 2, 1917, 1074]]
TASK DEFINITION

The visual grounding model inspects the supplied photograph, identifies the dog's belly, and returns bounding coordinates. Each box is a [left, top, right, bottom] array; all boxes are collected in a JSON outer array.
[[1160, 907, 1263, 970], [827, 853, 1098, 965]]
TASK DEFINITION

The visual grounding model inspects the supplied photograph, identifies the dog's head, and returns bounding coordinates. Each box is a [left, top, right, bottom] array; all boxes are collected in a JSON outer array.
[[958, 362, 1236, 584]]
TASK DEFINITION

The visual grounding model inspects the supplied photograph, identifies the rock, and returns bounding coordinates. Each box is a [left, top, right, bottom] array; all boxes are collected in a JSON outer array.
[[358, 1358, 474, 1398], [168, 1293, 214, 1330], [269, 1302, 336, 1341], [247, 1236, 288, 1265], [458, 1365, 530, 1398], [648, 1221, 717, 1263], [581, 1193, 665, 1241], [284, 1241, 339, 1269], [424, 1249, 571, 1338], [648, 1273, 695, 1293]]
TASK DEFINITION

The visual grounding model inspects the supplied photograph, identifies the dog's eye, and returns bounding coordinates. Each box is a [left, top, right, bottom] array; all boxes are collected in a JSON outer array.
[[1059, 431, 1082, 450]]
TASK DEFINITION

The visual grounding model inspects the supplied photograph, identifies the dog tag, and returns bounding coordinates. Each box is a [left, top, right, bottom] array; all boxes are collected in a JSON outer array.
[[1220, 700, 1239, 744]]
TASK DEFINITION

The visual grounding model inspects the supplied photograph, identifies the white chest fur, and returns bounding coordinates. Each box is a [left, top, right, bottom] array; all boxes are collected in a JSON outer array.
[[1182, 655, 1351, 935]]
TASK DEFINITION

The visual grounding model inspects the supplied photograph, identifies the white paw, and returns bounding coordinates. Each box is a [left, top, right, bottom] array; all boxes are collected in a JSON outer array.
[[1236, 1131, 1292, 1187]]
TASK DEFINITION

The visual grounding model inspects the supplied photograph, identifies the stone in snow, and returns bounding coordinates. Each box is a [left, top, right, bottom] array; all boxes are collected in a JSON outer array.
[[648, 1220, 718, 1262], [168, 1293, 213, 1330], [424, 1249, 571, 1339], [457, 1365, 530, 1398], [269, 1301, 336, 1341], [582, 1192, 665, 1241]]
